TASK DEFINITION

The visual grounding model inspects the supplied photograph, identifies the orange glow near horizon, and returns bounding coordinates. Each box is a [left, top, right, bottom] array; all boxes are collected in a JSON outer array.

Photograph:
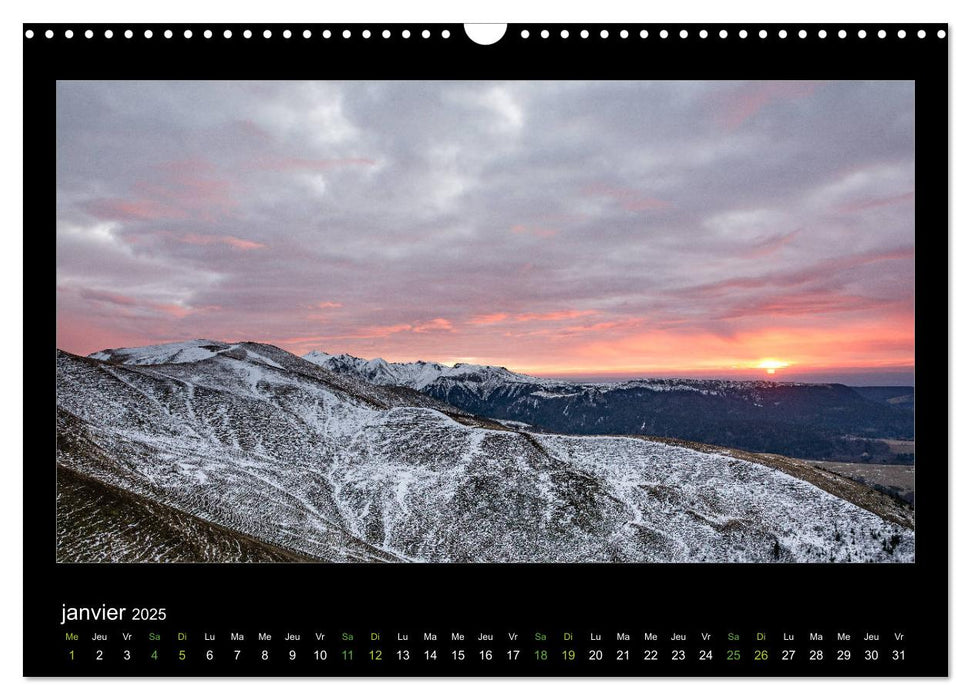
[[58, 302, 914, 384], [755, 359, 791, 375], [245, 316, 912, 382]]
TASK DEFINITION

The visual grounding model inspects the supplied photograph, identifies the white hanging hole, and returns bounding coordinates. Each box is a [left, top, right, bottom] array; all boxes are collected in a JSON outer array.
[[401, 29, 411, 39], [938, 29, 946, 38], [441, 29, 450, 39], [679, 29, 688, 39], [463, 24, 506, 45], [580, 29, 589, 39], [659, 29, 668, 39], [917, 29, 926, 38], [105, 29, 113, 39], [264, 29, 272, 39], [878, 29, 886, 39], [422, 29, 430, 39], [323, 29, 332, 39], [798, 29, 807, 39], [858, 29, 867, 39], [125, 29, 133, 39], [818, 29, 827, 39], [759, 29, 768, 39], [719, 29, 728, 39], [143, 29, 152, 39], [561, 29, 569, 39], [343, 29, 351, 39], [838, 29, 847, 39], [600, 29, 609, 39], [897, 29, 906, 39], [184, 29, 193, 39], [382, 29, 391, 39], [541, 29, 549, 39], [25, 29, 34, 39], [84, 29, 93, 39], [520, 29, 529, 39], [223, 29, 232, 39], [283, 29, 292, 39], [203, 29, 212, 39], [362, 29, 371, 39], [243, 29, 252, 39], [45, 29, 54, 38], [700, 30, 709, 39], [738, 29, 747, 39], [164, 29, 173, 39], [620, 29, 629, 39], [778, 29, 787, 39], [65, 29, 74, 39]]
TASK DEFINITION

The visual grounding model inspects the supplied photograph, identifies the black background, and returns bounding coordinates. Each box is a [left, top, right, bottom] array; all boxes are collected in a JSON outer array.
[[28, 22, 948, 677]]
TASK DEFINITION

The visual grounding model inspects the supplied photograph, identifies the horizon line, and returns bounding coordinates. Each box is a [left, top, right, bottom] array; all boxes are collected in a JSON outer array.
[[57, 338, 916, 388]]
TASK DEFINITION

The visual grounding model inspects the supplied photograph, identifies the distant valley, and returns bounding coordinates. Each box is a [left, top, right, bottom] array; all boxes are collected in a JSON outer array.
[[303, 350, 915, 464]]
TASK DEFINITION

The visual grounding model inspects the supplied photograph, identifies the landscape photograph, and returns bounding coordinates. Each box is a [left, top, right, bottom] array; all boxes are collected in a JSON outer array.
[[56, 80, 915, 563]]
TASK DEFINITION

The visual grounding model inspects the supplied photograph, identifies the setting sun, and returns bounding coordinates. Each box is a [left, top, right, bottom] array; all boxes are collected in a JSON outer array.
[[756, 359, 791, 375]]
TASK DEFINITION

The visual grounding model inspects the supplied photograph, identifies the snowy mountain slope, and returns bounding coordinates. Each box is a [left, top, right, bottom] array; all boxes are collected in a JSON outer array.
[[302, 350, 915, 463], [90, 339, 233, 365], [57, 343, 914, 563]]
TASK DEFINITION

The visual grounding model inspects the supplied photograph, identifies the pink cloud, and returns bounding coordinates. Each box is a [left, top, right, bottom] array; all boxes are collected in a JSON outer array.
[[677, 245, 914, 298], [414, 318, 454, 333], [470, 310, 597, 326], [581, 184, 672, 213], [69, 286, 214, 320], [85, 198, 185, 221], [470, 313, 509, 325], [314, 301, 343, 309], [153, 303, 194, 319], [85, 159, 238, 224], [357, 318, 455, 338], [135, 174, 236, 222], [716, 81, 825, 130], [180, 233, 265, 250], [716, 291, 892, 321], [364, 323, 419, 338], [621, 197, 669, 212], [838, 191, 914, 214], [740, 229, 800, 259], [515, 309, 595, 322], [221, 236, 265, 250], [78, 288, 139, 306]]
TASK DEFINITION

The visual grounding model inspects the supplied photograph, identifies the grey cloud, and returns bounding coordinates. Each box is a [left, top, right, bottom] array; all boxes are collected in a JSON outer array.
[[56, 80, 915, 374]]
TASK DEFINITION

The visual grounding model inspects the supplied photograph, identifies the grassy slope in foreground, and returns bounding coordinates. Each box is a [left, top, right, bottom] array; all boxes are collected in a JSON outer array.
[[57, 465, 317, 563], [642, 436, 914, 530]]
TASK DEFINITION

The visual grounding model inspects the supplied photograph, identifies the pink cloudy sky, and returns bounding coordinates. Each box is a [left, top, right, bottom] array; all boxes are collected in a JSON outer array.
[[56, 81, 915, 384]]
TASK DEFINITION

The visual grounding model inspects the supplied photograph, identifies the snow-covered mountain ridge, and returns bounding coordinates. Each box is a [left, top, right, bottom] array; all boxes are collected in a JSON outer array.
[[301, 349, 916, 463], [56, 340, 914, 563], [301, 349, 797, 396]]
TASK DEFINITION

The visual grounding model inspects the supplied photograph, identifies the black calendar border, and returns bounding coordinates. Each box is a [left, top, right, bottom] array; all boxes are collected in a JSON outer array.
[[28, 23, 949, 677]]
